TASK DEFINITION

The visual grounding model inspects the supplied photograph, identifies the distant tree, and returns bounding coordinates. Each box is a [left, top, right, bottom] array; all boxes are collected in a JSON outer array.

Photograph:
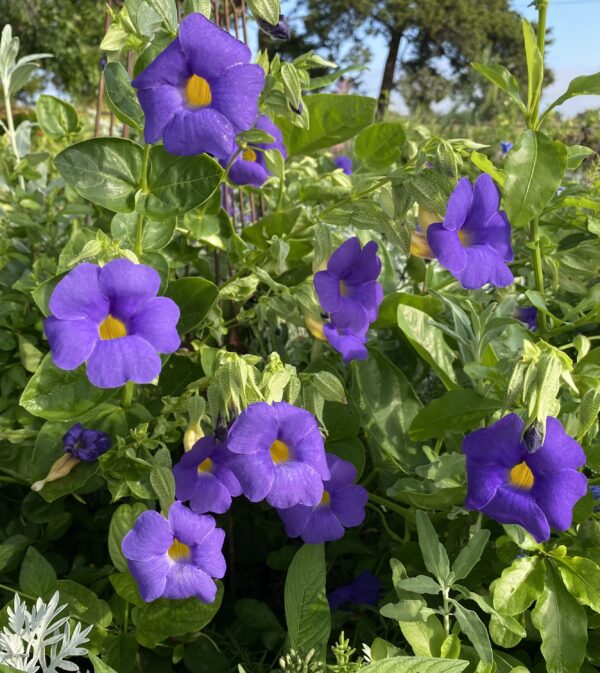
[[0, 0, 106, 100], [272, 0, 546, 117]]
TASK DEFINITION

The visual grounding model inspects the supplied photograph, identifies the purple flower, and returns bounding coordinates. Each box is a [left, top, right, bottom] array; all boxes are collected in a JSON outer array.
[[322, 322, 368, 363], [225, 115, 287, 187], [314, 237, 383, 335], [334, 155, 353, 175], [328, 571, 380, 609], [63, 423, 111, 462], [122, 501, 225, 603], [131, 13, 264, 159], [500, 141, 513, 155], [44, 259, 180, 389], [426, 174, 514, 290], [463, 414, 587, 542], [226, 401, 330, 509], [173, 436, 242, 514], [277, 453, 367, 543], [257, 14, 291, 41], [515, 306, 538, 331]]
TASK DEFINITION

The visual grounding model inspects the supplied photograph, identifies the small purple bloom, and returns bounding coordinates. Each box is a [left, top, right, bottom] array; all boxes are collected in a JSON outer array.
[[63, 423, 111, 462], [515, 306, 537, 331], [173, 436, 242, 514], [225, 115, 287, 187], [132, 13, 264, 159], [257, 14, 290, 40], [500, 141, 513, 155], [328, 571, 380, 609], [227, 401, 330, 509], [122, 501, 226, 603], [322, 322, 368, 363], [426, 174, 514, 290], [277, 453, 367, 543], [334, 155, 353, 175], [463, 414, 587, 542], [44, 259, 180, 389], [314, 237, 383, 335]]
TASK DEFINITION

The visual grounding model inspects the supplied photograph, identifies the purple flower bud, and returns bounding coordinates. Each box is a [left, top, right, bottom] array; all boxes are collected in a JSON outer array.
[[99, 56, 108, 69], [63, 423, 111, 462], [523, 421, 544, 454], [257, 14, 290, 41]]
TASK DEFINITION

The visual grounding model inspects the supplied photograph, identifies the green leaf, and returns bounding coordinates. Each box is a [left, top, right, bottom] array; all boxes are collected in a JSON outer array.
[[278, 94, 376, 156], [36, 95, 79, 138], [471, 62, 525, 112], [543, 71, 600, 118], [150, 465, 175, 514], [146, 0, 179, 35], [89, 654, 119, 673], [522, 19, 543, 119], [247, 0, 279, 25], [109, 572, 145, 607], [104, 62, 145, 130], [352, 349, 422, 470], [360, 658, 469, 673], [531, 564, 587, 673], [309, 371, 346, 404], [183, 0, 212, 17], [503, 130, 568, 229], [20, 354, 113, 421], [566, 144, 595, 170], [354, 122, 406, 169], [470, 151, 506, 187], [111, 211, 175, 251], [396, 304, 458, 390], [409, 390, 501, 440], [108, 503, 148, 573], [164, 277, 218, 334], [396, 576, 441, 595], [102, 634, 138, 673], [57, 579, 113, 628], [416, 511, 451, 585], [19, 547, 57, 597], [54, 138, 143, 212], [450, 601, 493, 665], [280, 62, 302, 109], [136, 147, 223, 220], [492, 555, 545, 616], [135, 583, 223, 647], [451, 530, 490, 581], [400, 614, 446, 657], [553, 554, 600, 614], [284, 543, 331, 662]]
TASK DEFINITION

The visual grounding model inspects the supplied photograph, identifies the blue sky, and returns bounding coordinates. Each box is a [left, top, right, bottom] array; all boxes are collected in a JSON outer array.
[[276, 0, 600, 116]]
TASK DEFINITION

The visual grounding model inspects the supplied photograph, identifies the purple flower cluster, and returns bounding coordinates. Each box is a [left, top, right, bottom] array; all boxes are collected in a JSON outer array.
[[123, 401, 367, 603], [314, 237, 383, 362]]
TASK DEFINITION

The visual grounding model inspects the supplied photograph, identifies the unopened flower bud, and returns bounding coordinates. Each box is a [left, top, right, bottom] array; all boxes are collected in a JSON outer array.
[[183, 422, 204, 452], [31, 454, 80, 492], [304, 315, 327, 341], [257, 14, 290, 41], [524, 421, 544, 453]]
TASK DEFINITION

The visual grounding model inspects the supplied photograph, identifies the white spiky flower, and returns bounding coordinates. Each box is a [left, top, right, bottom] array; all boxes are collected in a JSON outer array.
[[0, 591, 92, 673]]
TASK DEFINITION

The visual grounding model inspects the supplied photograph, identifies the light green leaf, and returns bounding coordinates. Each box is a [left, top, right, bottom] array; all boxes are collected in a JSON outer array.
[[354, 122, 406, 169], [146, 0, 179, 35], [104, 62, 144, 130], [164, 277, 218, 334], [531, 564, 587, 673], [471, 62, 525, 112], [57, 579, 113, 628], [183, 0, 212, 17], [542, 71, 600, 119], [111, 211, 175, 251], [522, 19, 543, 119], [409, 390, 500, 441], [451, 601, 493, 665], [150, 465, 175, 514], [36, 95, 79, 138], [503, 130, 567, 229], [566, 144, 595, 170], [247, 0, 279, 25], [451, 530, 490, 582], [397, 304, 458, 390], [416, 511, 451, 585], [470, 151, 506, 187], [54, 138, 143, 212], [492, 555, 545, 616], [553, 554, 600, 614], [284, 544, 330, 662], [360, 658, 469, 673], [89, 654, 120, 673], [278, 94, 376, 156], [396, 576, 441, 595]]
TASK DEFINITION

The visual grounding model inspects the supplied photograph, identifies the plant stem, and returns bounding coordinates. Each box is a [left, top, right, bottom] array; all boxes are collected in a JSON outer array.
[[3, 87, 25, 189], [532, 0, 549, 128], [122, 381, 134, 408], [140, 142, 151, 193], [368, 492, 410, 519], [529, 217, 548, 334], [135, 143, 152, 257], [442, 587, 451, 636]]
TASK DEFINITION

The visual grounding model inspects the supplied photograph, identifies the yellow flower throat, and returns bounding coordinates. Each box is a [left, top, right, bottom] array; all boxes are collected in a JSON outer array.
[[99, 315, 127, 340], [186, 75, 212, 108], [509, 461, 534, 490]]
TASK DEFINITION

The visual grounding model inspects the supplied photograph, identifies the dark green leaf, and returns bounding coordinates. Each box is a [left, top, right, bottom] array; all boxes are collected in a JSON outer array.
[[108, 503, 148, 572], [451, 530, 490, 581], [104, 62, 145, 130], [451, 601, 493, 665], [354, 122, 406, 169], [19, 547, 57, 597], [164, 277, 218, 334], [471, 62, 525, 112], [36, 95, 79, 138], [57, 579, 113, 628], [89, 655, 119, 673], [111, 212, 175, 251], [543, 71, 600, 118]]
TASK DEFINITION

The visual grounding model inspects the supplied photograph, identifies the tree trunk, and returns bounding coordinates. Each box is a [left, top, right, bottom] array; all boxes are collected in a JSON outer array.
[[377, 29, 402, 118]]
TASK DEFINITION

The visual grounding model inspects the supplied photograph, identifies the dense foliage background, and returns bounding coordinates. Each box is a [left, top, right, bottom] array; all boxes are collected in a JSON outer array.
[[2, 1, 600, 673]]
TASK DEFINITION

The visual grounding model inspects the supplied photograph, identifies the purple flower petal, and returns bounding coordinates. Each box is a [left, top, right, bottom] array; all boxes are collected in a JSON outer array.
[[462, 414, 524, 469], [329, 298, 369, 333], [132, 39, 190, 89], [327, 454, 358, 491], [48, 263, 108, 322], [129, 296, 180, 354], [163, 107, 235, 159], [532, 470, 587, 531], [99, 259, 160, 321], [462, 211, 513, 262], [443, 177, 472, 231], [191, 527, 226, 579], [464, 461, 506, 510], [173, 459, 199, 501], [458, 246, 513, 289], [334, 155, 352, 175], [314, 271, 342, 314], [178, 13, 251, 80], [330, 485, 368, 527], [481, 486, 550, 542], [168, 501, 215, 546], [137, 85, 184, 144], [283, 426, 330, 481], [345, 241, 381, 284], [427, 224, 467, 274], [273, 401, 320, 444], [268, 462, 324, 508], [527, 417, 587, 473], [327, 237, 361, 278], [464, 174, 500, 230], [228, 450, 275, 502], [277, 504, 312, 538], [323, 324, 368, 363], [256, 115, 287, 158], [228, 158, 269, 187], [344, 280, 383, 323], [227, 402, 277, 455], [45, 317, 99, 370], [164, 563, 217, 602], [211, 64, 264, 132], [129, 556, 170, 602], [300, 506, 345, 543], [190, 474, 233, 514], [122, 510, 172, 561], [86, 335, 162, 388]]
